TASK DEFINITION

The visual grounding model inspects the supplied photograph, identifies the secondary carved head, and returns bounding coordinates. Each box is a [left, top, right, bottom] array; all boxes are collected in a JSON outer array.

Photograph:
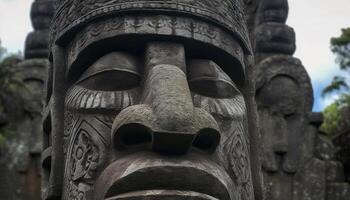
[[255, 56, 313, 174]]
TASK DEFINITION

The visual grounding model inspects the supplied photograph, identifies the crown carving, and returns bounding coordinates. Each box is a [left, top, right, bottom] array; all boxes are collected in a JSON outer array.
[[51, 0, 251, 52]]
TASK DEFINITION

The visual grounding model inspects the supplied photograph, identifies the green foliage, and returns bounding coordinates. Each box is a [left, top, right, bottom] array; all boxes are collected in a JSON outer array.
[[322, 28, 350, 95], [323, 28, 350, 96], [331, 28, 350, 71], [0, 40, 23, 149], [321, 103, 340, 136], [321, 28, 350, 137], [321, 94, 350, 136], [0, 55, 23, 96], [322, 76, 349, 96]]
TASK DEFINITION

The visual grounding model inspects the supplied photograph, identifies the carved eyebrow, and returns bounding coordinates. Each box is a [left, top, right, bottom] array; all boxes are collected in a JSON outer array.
[[65, 86, 140, 114]]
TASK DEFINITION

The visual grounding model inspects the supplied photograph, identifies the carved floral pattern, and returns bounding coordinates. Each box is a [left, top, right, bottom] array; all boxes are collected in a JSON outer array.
[[63, 118, 110, 200]]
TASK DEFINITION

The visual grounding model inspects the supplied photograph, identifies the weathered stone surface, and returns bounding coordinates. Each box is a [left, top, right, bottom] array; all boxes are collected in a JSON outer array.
[[25, 30, 50, 59], [254, 23, 296, 55], [256, 0, 289, 25], [333, 131, 350, 183], [30, 0, 55, 30], [326, 183, 350, 200], [315, 134, 337, 161], [293, 158, 327, 200], [42, 1, 265, 200], [326, 161, 346, 183], [0, 59, 48, 200], [255, 55, 314, 200], [25, 0, 55, 59], [251, 1, 349, 200]]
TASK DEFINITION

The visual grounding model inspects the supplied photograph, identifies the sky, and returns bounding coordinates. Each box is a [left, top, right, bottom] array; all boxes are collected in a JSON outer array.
[[0, 0, 350, 111]]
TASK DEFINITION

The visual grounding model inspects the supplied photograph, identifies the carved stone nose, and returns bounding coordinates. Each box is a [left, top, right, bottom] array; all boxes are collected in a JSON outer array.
[[111, 42, 221, 155], [273, 117, 289, 155], [111, 105, 220, 154]]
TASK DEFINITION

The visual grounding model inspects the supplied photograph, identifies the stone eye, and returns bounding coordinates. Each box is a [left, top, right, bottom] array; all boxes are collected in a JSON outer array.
[[77, 52, 140, 91], [188, 59, 240, 99]]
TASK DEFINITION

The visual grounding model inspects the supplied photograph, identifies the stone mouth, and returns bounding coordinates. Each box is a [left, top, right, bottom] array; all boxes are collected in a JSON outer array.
[[94, 152, 233, 200], [105, 190, 219, 200]]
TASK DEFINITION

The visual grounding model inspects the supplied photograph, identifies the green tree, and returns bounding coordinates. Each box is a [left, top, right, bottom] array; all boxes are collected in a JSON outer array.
[[321, 28, 350, 136], [322, 28, 350, 95], [0, 40, 23, 148], [331, 28, 350, 71], [321, 95, 350, 136]]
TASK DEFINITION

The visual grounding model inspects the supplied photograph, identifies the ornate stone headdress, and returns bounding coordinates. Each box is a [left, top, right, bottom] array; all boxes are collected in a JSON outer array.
[[255, 55, 314, 113], [50, 0, 252, 53]]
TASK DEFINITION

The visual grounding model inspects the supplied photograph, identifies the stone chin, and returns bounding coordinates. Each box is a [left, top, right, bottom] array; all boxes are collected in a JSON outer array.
[[94, 152, 235, 200]]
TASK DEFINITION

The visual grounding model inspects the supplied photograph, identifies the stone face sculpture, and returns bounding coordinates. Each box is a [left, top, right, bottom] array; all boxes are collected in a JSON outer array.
[[43, 1, 263, 200], [250, 0, 350, 200], [255, 56, 313, 200]]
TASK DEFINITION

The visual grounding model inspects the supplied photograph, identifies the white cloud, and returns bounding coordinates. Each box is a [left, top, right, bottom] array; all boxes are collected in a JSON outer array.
[[319, 93, 341, 110], [0, 0, 349, 112], [287, 0, 350, 82], [287, 0, 350, 110], [0, 0, 34, 53]]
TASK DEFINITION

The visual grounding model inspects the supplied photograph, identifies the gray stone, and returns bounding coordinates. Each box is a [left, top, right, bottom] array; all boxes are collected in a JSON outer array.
[[333, 131, 350, 183], [326, 183, 350, 200], [251, 1, 349, 200], [315, 135, 337, 161], [43, 1, 263, 200]]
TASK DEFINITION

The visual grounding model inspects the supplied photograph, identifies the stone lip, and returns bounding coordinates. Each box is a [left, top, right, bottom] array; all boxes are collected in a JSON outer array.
[[94, 152, 234, 200], [105, 190, 219, 200]]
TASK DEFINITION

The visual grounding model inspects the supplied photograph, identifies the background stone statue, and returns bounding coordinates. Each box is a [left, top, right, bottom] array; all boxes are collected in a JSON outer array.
[[43, 0, 263, 200], [0, 0, 54, 199], [249, 0, 350, 199]]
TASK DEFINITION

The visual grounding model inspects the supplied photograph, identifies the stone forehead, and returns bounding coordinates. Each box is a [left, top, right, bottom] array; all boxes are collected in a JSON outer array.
[[255, 55, 314, 112], [51, 0, 251, 53]]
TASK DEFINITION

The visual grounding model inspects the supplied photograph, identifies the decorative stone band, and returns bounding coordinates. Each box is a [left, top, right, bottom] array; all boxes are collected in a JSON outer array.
[[50, 0, 252, 54], [66, 15, 246, 84]]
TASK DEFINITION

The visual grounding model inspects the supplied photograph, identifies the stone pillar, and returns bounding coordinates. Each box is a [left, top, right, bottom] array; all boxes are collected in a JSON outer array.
[[18, 0, 55, 199], [249, 0, 350, 200], [0, 0, 55, 200]]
